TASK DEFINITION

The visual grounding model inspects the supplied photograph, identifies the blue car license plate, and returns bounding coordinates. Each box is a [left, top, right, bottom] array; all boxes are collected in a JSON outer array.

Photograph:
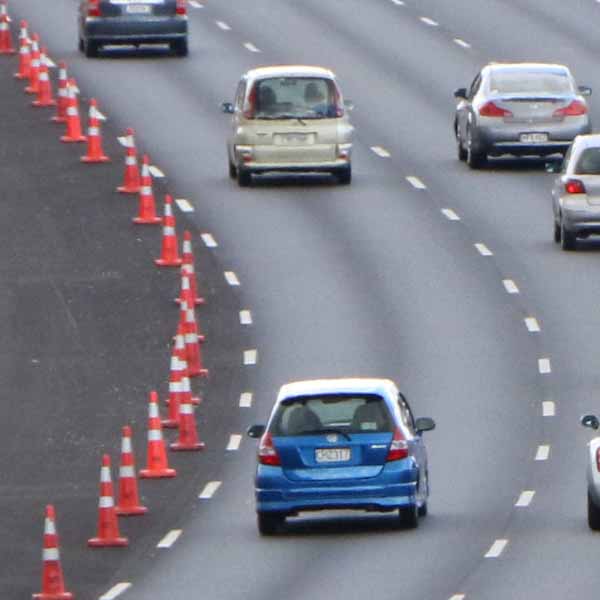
[[315, 448, 351, 463]]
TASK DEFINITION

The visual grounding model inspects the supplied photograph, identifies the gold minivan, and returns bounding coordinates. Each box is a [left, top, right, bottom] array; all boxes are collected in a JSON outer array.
[[222, 65, 354, 187]]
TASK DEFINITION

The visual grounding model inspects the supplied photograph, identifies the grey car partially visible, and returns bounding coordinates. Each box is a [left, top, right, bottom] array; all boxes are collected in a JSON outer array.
[[78, 0, 188, 58], [454, 62, 592, 168], [551, 134, 600, 251]]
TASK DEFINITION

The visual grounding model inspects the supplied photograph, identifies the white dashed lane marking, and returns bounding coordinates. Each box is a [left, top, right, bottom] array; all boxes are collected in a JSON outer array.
[[420, 16, 439, 26], [226, 434, 242, 451], [406, 176, 426, 189], [148, 165, 165, 178], [199, 481, 222, 499], [244, 42, 261, 53], [525, 317, 540, 332], [99, 583, 132, 600], [503, 279, 519, 294], [175, 198, 194, 213], [201, 233, 218, 248], [543, 401, 556, 417], [216, 20, 231, 30], [453, 38, 471, 49], [240, 392, 253, 407], [370, 145, 390, 157], [485, 539, 508, 558], [538, 358, 551, 374], [225, 271, 240, 286], [475, 243, 493, 256], [390, 0, 405, 4], [441, 208, 460, 221], [240, 310, 253, 325], [244, 349, 257, 365], [535, 445, 550, 461], [515, 490, 535, 507], [449, 595, 465, 600], [157, 529, 182, 549], [188, 0, 203, 7]]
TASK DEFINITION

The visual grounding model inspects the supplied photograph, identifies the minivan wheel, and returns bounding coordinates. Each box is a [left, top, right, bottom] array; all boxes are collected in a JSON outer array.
[[588, 490, 600, 530], [237, 167, 252, 187], [553, 222, 561, 243], [398, 505, 419, 529], [171, 38, 188, 57], [257, 512, 285, 535], [561, 222, 576, 251], [336, 164, 352, 185], [84, 39, 99, 58], [78, 37, 84, 53]]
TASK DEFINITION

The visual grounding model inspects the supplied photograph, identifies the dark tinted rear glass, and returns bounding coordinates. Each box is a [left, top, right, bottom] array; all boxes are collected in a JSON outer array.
[[575, 148, 600, 175], [270, 394, 393, 436], [490, 70, 573, 95]]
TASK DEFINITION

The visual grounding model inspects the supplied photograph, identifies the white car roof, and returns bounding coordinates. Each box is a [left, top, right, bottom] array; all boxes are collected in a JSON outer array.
[[277, 378, 399, 403], [245, 65, 336, 82], [572, 134, 600, 149], [485, 62, 570, 73]]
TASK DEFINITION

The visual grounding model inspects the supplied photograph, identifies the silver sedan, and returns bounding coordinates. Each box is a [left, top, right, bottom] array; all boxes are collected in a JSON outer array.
[[454, 62, 592, 168]]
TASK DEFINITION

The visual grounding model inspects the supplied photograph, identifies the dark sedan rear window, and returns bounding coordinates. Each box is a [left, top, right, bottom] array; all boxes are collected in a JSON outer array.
[[575, 148, 600, 175], [490, 71, 573, 95], [270, 394, 393, 436]]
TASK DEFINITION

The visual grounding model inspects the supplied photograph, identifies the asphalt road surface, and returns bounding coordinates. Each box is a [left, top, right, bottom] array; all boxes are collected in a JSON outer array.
[[3, 1, 600, 599]]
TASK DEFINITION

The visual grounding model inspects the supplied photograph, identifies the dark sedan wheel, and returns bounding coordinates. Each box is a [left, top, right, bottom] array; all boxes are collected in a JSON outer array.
[[560, 221, 576, 251], [257, 512, 285, 535], [588, 490, 600, 530], [456, 133, 467, 161], [466, 129, 486, 169], [554, 222, 561, 244]]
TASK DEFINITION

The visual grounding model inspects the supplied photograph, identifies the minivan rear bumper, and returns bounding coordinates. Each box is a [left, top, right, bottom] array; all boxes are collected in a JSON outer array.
[[83, 16, 187, 43]]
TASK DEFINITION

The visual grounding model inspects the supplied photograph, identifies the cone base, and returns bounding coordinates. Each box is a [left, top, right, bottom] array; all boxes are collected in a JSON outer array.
[[175, 297, 206, 305], [117, 185, 140, 194], [139, 468, 177, 479], [133, 216, 162, 225], [32, 99, 57, 107], [155, 258, 183, 267], [33, 592, 74, 600], [25, 86, 39, 94], [51, 116, 67, 123], [188, 369, 209, 378], [161, 418, 179, 429], [170, 441, 205, 452], [88, 536, 129, 547], [115, 505, 148, 516], [14, 72, 29, 79], [81, 155, 110, 163], [60, 135, 87, 143]]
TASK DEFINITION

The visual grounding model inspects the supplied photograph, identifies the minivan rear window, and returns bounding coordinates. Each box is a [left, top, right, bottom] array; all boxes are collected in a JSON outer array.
[[245, 77, 343, 120], [270, 394, 392, 436]]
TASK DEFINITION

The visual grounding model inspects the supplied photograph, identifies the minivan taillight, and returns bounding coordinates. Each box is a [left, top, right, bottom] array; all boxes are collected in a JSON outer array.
[[258, 432, 281, 466], [565, 179, 586, 194], [333, 84, 344, 118], [386, 428, 409, 462], [243, 85, 256, 119], [88, 0, 101, 17], [554, 100, 587, 117], [479, 101, 512, 118], [176, 0, 187, 15]]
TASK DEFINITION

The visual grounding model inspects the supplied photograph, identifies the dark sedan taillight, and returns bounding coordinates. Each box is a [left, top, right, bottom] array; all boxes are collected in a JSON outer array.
[[88, 0, 101, 17], [554, 100, 587, 117], [479, 101, 513, 118], [176, 0, 187, 15], [565, 179, 586, 194]]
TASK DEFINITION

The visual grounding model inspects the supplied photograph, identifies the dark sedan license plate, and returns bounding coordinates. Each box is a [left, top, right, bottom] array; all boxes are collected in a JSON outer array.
[[520, 133, 548, 143], [126, 4, 151, 13], [315, 447, 351, 463]]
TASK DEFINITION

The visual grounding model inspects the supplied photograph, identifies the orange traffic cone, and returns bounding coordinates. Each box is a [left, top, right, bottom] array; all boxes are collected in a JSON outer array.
[[60, 79, 86, 143], [162, 355, 184, 429], [171, 328, 201, 406], [0, 1, 15, 54], [81, 99, 109, 162], [51, 61, 68, 123], [175, 231, 205, 305], [139, 391, 177, 478], [88, 454, 129, 547], [117, 128, 141, 193], [32, 47, 56, 108], [170, 399, 205, 451], [33, 505, 74, 600], [25, 33, 40, 94], [181, 301, 208, 378], [154, 195, 182, 266], [115, 426, 148, 516], [13, 20, 30, 79], [180, 292, 205, 344], [133, 155, 162, 224]]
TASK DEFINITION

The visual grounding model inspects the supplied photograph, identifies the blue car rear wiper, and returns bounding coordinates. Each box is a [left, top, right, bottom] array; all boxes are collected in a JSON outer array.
[[297, 428, 352, 441]]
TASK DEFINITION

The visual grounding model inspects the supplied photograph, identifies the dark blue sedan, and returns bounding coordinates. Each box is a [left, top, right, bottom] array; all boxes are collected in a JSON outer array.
[[247, 378, 435, 535]]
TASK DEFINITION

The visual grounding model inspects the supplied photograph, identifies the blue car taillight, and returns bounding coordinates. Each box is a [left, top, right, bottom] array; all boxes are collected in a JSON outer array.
[[386, 428, 408, 462], [258, 432, 281, 466]]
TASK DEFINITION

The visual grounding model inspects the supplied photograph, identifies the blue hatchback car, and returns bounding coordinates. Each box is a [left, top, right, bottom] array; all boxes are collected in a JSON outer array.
[[247, 378, 436, 534]]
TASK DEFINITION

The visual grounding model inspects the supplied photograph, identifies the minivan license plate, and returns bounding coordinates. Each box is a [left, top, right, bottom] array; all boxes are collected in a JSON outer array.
[[315, 448, 351, 463], [520, 133, 548, 143], [126, 4, 151, 13]]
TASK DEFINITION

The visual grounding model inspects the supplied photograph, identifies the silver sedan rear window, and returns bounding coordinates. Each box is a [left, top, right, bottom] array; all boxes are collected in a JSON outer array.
[[490, 71, 573, 95]]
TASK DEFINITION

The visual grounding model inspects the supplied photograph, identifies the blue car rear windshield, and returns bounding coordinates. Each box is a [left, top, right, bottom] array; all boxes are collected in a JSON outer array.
[[270, 394, 393, 436]]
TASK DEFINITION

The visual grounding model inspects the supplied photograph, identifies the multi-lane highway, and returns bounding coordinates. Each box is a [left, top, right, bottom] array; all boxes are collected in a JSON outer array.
[[5, 1, 600, 598]]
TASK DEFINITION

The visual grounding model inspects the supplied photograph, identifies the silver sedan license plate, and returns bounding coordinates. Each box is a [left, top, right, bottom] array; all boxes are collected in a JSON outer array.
[[520, 133, 548, 143], [126, 4, 151, 13], [315, 447, 351, 463]]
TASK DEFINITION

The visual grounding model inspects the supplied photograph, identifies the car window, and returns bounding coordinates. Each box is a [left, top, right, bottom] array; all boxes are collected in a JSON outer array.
[[270, 394, 393, 436], [234, 81, 246, 112], [575, 148, 600, 175], [489, 70, 574, 95], [398, 394, 416, 435], [251, 77, 342, 119]]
